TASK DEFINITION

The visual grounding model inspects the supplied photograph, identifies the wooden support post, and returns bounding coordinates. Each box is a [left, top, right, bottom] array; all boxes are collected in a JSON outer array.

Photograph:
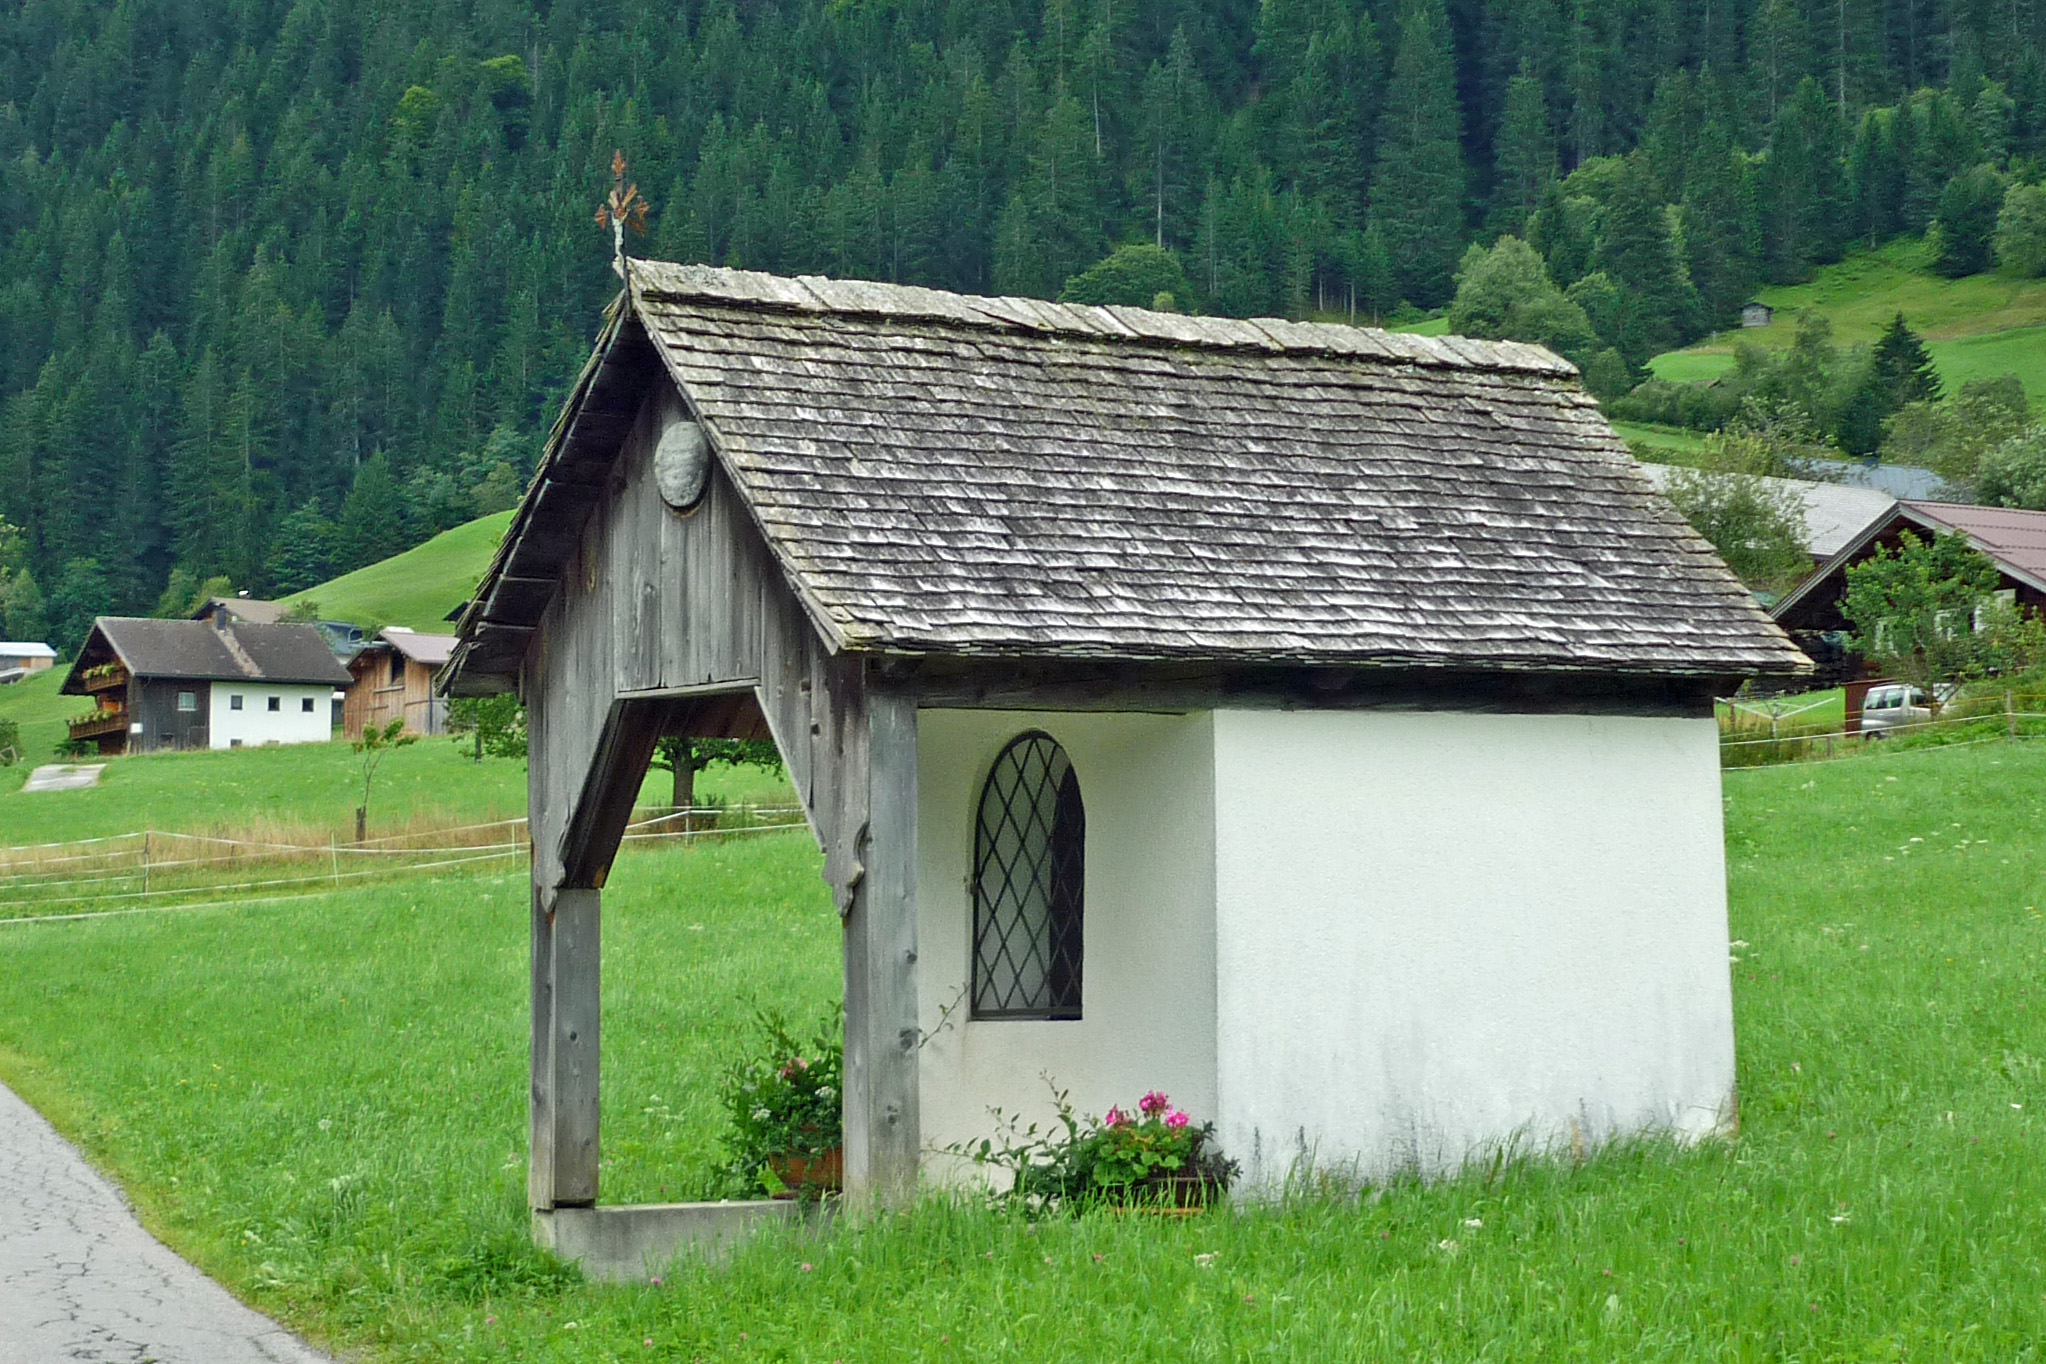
[[842, 687, 920, 1209], [531, 885, 602, 1209]]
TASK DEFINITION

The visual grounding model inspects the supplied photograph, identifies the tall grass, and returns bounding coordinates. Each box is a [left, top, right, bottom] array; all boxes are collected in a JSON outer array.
[[1, 745, 2045, 1359]]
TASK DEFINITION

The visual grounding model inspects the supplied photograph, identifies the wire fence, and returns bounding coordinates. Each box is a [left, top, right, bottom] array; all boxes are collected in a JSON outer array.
[[1719, 690, 2046, 768], [0, 804, 809, 920]]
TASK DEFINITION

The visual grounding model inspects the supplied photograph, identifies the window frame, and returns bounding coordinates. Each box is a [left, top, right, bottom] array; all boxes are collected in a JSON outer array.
[[970, 731, 1086, 1022], [229, 694, 243, 711]]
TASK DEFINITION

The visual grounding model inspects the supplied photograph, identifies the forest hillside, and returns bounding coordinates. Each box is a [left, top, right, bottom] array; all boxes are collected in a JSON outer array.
[[4, 0, 2046, 649]]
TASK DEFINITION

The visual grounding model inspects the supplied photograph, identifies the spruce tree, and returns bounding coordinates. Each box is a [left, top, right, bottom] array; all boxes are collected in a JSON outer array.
[[1870, 313, 1944, 407], [1492, 68, 1558, 234], [1369, 0, 1466, 306], [337, 454, 407, 574], [1589, 155, 1697, 370]]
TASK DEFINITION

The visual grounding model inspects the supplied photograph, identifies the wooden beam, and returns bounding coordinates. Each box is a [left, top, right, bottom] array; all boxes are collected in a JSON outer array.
[[560, 698, 669, 890], [531, 886, 602, 1208], [842, 683, 920, 1208]]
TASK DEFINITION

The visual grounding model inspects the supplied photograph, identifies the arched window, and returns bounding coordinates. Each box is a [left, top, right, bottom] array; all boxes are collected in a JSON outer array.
[[972, 732, 1085, 1020]]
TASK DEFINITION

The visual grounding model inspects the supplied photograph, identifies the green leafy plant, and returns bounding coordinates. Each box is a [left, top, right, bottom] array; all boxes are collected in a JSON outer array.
[[960, 1086, 1238, 1212], [718, 1007, 842, 1194], [352, 717, 418, 840], [448, 694, 527, 760], [1842, 529, 2046, 713]]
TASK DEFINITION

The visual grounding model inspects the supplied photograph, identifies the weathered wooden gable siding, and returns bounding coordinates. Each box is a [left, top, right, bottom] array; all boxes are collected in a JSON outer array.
[[521, 369, 918, 1210], [524, 373, 869, 903]]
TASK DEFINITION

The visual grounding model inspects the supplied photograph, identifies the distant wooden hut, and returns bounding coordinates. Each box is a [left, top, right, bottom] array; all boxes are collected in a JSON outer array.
[[343, 628, 456, 738], [1740, 301, 1774, 328], [442, 264, 1807, 1279]]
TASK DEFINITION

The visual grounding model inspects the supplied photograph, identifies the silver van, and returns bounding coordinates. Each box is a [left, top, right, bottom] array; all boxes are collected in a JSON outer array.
[[1860, 683, 1931, 735]]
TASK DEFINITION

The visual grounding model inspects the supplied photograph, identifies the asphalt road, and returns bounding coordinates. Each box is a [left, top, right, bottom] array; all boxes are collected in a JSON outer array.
[[0, 1079, 333, 1363]]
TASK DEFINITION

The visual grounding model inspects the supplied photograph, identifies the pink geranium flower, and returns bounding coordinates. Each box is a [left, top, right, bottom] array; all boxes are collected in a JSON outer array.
[[1104, 1106, 1128, 1127], [1165, 1110, 1190, 1129], [1139, 1090, 1171, 1116]]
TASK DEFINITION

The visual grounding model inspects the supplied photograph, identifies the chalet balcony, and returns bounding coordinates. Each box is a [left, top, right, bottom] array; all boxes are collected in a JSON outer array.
[[68, 710, 128, 741], [80, 666, 129, 694]]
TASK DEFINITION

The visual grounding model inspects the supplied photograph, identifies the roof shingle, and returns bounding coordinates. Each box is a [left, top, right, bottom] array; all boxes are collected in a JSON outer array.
[[454, 263, 1808, 682]]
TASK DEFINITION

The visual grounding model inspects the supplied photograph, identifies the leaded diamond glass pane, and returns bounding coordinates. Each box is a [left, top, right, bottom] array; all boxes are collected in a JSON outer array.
[[973, 733, 1085, 1019]]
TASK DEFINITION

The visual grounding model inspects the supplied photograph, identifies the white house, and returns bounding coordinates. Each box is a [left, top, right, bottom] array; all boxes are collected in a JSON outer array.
[[440, 263, 1809, 1278], [60, 617, 351, 754]]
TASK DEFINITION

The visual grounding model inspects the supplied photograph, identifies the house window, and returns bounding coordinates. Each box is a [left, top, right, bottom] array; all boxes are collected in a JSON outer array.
[[389, 652, 404, 684], [972, 732, 1085, 1020], [176, 692, 196, 712], [267, 695, 281, 712], [301, 696, 315, 713], [229, 694, 243, 711]]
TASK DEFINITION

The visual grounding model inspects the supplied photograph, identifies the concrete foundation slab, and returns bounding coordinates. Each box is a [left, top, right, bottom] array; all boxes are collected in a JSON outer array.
[[532, 1200, 802, 1282], [21, 764, 105, 792]]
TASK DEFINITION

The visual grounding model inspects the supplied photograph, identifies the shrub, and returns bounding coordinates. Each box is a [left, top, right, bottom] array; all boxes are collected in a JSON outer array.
[[1447, 237, 1595, 363], [1060, 245, 1192, 310], [1995, 182, 2046, 277], [1976, 425, 2046, 509], [1603, 378, 1743, 431], [0, 716, 18, 763], [1659, 466, 1812, 596], [1929, 164, 2007, 277]]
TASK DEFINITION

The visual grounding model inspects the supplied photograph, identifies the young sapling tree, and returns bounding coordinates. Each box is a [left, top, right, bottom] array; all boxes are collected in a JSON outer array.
[[352, 717, 417, 841]]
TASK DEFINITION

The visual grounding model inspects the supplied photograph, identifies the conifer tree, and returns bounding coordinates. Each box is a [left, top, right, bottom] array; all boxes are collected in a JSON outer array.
[[1870, 313, 1943, 407], [1492, 68, 1557, 234], [1590, 154, 1697, 370], [1369, 0, 1465, 306]]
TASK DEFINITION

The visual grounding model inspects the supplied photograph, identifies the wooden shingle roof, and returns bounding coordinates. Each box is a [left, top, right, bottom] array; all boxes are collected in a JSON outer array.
[[449, 263, 1808, 686]]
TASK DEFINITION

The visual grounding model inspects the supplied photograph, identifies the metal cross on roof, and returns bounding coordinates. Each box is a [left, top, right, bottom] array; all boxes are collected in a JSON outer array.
[[594, 150, 649, 279]]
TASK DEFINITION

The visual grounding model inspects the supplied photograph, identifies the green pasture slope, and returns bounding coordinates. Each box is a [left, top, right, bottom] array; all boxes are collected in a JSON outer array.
[[279, 511, 514, 634], [1647, 238, 2046, 404], [3, 738, 2045, 1359], [0, 667, 86, 776]]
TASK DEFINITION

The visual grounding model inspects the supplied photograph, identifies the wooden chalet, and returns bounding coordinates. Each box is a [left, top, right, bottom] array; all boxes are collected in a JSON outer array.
[[62, 616, 351, 755], [343, 628, 456, 738], [441, 263, 1806, 1279]]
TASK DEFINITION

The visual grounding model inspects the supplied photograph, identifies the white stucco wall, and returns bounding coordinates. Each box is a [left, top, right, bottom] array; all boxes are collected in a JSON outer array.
[[1210, 708, 1734, 1188], [916, 709, 1217, 1182], [207, 683, 337, 749]]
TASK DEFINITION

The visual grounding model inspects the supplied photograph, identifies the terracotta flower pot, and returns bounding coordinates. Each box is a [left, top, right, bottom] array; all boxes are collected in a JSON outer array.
[[768, 1147, 843, 1197]]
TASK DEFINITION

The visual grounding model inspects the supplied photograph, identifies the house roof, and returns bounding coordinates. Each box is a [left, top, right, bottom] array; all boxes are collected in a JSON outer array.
[[364, 627, 457, 668], [62, 618, 352, 692], [1771, 499, 2046, 623], [449, 263, 1807, 687], [1639, 466, 1898, 560], [195, 596, 290, 625], [0, 642, 57, 659]]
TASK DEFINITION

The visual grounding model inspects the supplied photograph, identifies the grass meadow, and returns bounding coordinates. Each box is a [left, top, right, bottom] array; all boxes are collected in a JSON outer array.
[[278, 510, 515, 634], [1647, 238, 2046, 404], [0, 722, 793, 848], [1, 737, 2044, 1358]]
